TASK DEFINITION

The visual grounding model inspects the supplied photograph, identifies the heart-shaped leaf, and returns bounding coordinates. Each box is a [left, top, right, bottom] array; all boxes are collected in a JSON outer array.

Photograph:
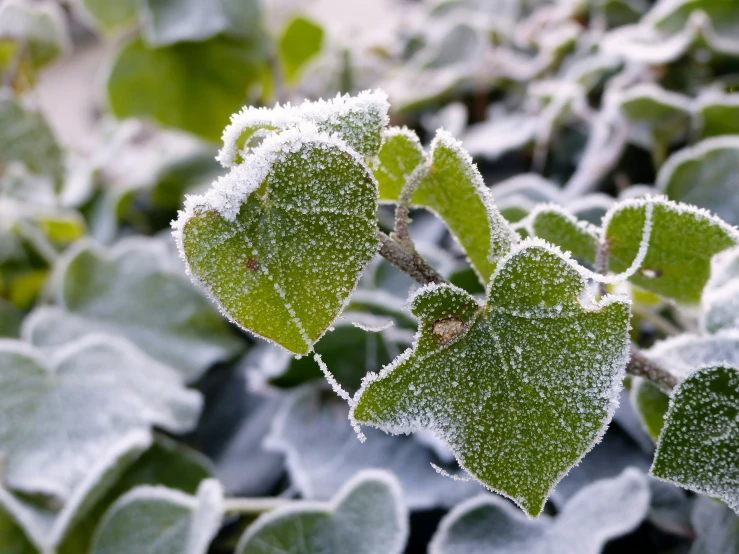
[[175, 128, 379, 355], [266, 387, 480, 511], [91, 480, 223, 554], [374, 126, 424, 202], [235, 470, 408, 554], [23, 237, 242, 382], [217, 90, 389, 167], [0, 335, 201, 501], [428, 468, 649, 554], [604, 197, 738, 304], [351, 239, 631, 517], [528, 205, 599, 264], [651, 364, 739, 515]]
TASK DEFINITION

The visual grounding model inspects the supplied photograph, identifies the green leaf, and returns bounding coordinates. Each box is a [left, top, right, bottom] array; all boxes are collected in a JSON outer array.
[[428, 468, 649, 554], [632, 378, 670, 441], [529, 205, 599, 264], [80, 0, 138, 31], [374, 127, 424, 202], [176, 129, 378, 355], [604, 197, 738, 304], [690, 496, 739, 554], [658, 137, 739, 227], [217, 90, 389, 167], [279, 16, 324, 84], [91, 480, 223, 554], [351, 239, 631, 517], [107, 36, 267, 142], [697, 92, 739, 139], [411, 130, 515, 282], [651, 364, 739, 515], [23, 238, 242, 382], [703, 247, 739, 332], [140, 0, 262, 47], [646, 331, 739, 377], [0, 336, 201, 501], [0, 431, 152, 554], [0, 95, 64, 186], [0, 0, 69, 74], [0, 298, 22, 338], [235, 470, 408, 554], [266, 387, 480, 510]]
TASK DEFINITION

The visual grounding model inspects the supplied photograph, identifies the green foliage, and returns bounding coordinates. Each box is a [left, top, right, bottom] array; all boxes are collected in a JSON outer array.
[[529, 206, 599, 264], [235, 471, 407, 554], [652, 364, 739, 515], [80, 0, 138, 31], [374, 127, 424, 202], [352, 241, 631, 516], [279, 16, 324, 85]]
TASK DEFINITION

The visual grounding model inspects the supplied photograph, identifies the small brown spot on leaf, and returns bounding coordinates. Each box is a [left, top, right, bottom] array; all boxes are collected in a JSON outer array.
[[432, 317, 467, 346], [245, 258, 260, 271]]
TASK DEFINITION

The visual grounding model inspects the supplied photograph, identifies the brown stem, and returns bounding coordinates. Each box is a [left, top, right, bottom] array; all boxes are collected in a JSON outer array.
[[627, 345, 679, 393], [393, 164, 427, 248], [377, 231, 444, 286]]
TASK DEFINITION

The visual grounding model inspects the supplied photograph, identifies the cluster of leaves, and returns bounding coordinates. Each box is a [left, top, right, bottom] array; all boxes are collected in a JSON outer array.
[[1, 0, 739, 552]]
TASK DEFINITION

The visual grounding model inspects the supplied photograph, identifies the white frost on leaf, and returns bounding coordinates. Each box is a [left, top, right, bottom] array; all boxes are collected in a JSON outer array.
[[646, 330, 739, 378], [702, 247, 739, 333]]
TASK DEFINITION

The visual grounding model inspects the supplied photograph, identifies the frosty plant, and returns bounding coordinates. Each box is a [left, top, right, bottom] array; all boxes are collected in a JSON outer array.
[[174, 90, 739, 519]]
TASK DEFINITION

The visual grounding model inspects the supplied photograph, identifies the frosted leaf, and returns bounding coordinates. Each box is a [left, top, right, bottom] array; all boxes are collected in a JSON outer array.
[[351, 239, 631, 517], [176, 130, 378, 355], [657, 136, 739, 227], [235, 470, 408, 554], [491, 174, 563, 206], [91, 479, 223, 554], [0, 0, 69, 74], [646, 330, 739, 376], [632, 378, 670, 441], [603, 196, 738, 303], [0, 431, 151, 554], [428, 468, 649, 554], [0, 335, 201, 501], [696, 91, 739, 139], [461, 115, 538, 161], [0, 94, 64, 186], [690, 496, 739, 554], [528, 204, 600, 264], [651, 364, 739, 515], [373, 127, 424, 202], [217, 90, 389, 167], [703, 247, 739, 332], [412, 129, 515, 282], [140, 0, 261, 47], [568, 194, 615, 226], [23, 237, 243, 382], [265, 387, 481, 510]]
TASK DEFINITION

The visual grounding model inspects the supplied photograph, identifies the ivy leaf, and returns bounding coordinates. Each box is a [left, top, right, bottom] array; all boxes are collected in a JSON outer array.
[[140, 0, 262, 47], [175, 129, 378, 355], [632, 378, 670, 441], [657, 137, 739, 226], [604, 197, 738, 304], [91, 480, 223, 554], [217, 90, 389, 167], [23, 238, 242, 382], [697, 92, 739, 139], [690, 496, 739, 554], [352, 239, 631, 517], [279, 16, 324, 85], [374, 127, 424, 202], [428, 468, 649, 554], [107, 36, 267, 142], [266, 387, 481, 511], [702, 247, 739, 333], [235, 470, 408, 554], [0, 431, 152, 554], [0, 336, 201, 501], [646, 331, 739, 378], [528, 205, 599, 265], [651, 364, 739, 514], [0, 95, 64, 186]]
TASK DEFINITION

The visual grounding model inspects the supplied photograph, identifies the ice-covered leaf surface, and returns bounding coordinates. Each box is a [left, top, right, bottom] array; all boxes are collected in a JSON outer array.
[[690, 496, 739, 554], [91, 479, 223, 554], [528, 205, 599, 264], [217, 90, 389, 167], [646, 331, 739, 376], [658, 137, 739, 227], [140, 0, 261, 47], [352, 239, 631, 517], [428, 468, 649, 554], [604, 197, 738, 303], [651, 364, 739, 515], [703, 247, 739, 332], [23, 238, 242, 382], [411, 130, 514, 282], [0, 336, 201, 501], [374, 127, 424, 202], [176, 129, 378, 355], [266, 387, 481, 510], [235, 470, 408, 554], [107, 36, 266, 142]]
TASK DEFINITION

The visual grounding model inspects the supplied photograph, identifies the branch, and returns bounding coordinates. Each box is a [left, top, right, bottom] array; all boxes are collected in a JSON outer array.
[[627, 345, 679, 393], [393, 164, 428, 248], [378, 231, 444, 286]]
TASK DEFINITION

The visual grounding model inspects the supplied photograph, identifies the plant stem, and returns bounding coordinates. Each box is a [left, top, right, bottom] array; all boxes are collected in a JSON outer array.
[[393, 165, 428, 249], [627, 345, 679, 392], [223, 497, 292, 515]]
